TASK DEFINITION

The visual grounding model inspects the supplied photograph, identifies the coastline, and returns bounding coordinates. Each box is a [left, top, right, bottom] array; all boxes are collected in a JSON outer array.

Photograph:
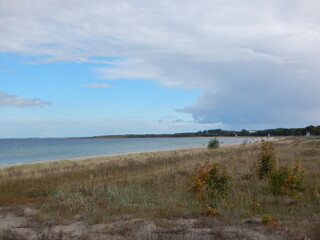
[[2, 136, 314, 239], [1, 146, 208, 169], [0, 137, 267, 169]]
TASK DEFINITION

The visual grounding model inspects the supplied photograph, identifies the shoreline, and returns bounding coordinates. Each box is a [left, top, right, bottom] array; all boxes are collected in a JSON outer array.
[[1, 146, 208, 169], [0, 136, 316, 239], [0, 137, 267, 169]]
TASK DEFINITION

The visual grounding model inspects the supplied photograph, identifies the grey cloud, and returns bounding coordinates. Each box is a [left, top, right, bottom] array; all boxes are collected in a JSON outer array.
[[0, 91, 50, 108], [171, 119, 192, 123], [1, 0, 320, 127], [177, 60, 320, 125]]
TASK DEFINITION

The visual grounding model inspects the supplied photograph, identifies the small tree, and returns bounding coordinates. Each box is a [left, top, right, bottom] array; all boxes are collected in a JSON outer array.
[[206, 163, 230, 199], [208, 138, 220, 149], [269, 161, 305, 195], [257, 140, 277, 180], [191, 162, 230, 200]]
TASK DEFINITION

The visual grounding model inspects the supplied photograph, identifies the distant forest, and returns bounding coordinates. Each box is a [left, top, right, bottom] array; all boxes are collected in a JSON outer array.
[[85, 125, 320, 139]]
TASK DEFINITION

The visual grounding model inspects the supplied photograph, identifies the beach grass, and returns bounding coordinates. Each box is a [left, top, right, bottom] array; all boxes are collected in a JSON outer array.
[[0, 137, 319, 238]]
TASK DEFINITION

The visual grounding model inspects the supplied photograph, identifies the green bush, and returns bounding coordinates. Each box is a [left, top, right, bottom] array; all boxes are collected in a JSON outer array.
[[257, 140, 277, 180], [262, 214, 278, 226], [207, 138, 220, 149], [268, 161, 305, 195], [206, 163, 230, 199], [191, 162, 230, 200]]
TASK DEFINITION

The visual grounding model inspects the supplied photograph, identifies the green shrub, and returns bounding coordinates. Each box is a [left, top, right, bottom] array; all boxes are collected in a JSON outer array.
[[262, 214, 278, 226], [206, 163, 230, 199], [257, 140, 277, 180], [207, 138, 220, 149], [191, 162, 230, 200], [268, 161, 305, 195]]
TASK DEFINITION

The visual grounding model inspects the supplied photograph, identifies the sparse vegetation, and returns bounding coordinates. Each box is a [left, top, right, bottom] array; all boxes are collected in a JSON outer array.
[[0, 229, 27, 240], [0, 137, 319, 239]]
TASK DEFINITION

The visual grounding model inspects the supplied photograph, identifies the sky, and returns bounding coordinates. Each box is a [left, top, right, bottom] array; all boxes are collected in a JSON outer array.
[[1, 0, 320, 138]]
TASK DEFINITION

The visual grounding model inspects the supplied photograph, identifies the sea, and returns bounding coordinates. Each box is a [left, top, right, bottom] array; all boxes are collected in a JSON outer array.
[[0, 137, 247, 166]]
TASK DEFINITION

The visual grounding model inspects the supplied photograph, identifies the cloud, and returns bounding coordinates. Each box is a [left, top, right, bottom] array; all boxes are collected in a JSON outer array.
[[82, 83, 112, 88], [176, 60, 320, 126], [171, 119, 192, 123], [1, 0, 320, 127], [0, 91, 50, 108]]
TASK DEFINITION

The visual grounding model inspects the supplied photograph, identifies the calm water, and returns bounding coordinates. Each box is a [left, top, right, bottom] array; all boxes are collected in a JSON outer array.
[[0, 137, 246, 165]]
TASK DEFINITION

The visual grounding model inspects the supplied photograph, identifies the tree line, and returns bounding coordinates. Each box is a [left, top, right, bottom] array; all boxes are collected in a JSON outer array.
[[175, 125, 320, 137], [250, 125, 320, 136], [83, 125, 320, 139]]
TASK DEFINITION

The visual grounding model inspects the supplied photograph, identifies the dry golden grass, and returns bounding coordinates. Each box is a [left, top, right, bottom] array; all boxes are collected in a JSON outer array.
[[0, 137, 319, 237]]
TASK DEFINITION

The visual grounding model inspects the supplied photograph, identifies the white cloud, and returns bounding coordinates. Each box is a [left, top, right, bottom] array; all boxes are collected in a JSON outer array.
[[1, 0, 320, 127], [82, 83, 112, 88], [0, 91, 50, 108]]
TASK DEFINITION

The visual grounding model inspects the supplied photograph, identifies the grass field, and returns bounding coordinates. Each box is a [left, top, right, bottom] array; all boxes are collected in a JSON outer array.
[[0, 137, 319, 239]]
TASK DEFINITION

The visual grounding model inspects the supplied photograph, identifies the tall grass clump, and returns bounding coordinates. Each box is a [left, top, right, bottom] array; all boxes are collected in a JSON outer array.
[[207, 138, 220, 149], [257, 140, 277, 180]]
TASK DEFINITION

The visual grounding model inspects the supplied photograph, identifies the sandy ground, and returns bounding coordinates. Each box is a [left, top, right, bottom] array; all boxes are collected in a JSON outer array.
[[0, 206, 303, 240]]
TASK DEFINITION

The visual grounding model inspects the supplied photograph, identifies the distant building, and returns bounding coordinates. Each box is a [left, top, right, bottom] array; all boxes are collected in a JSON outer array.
[[306, 132, 311, 137]]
